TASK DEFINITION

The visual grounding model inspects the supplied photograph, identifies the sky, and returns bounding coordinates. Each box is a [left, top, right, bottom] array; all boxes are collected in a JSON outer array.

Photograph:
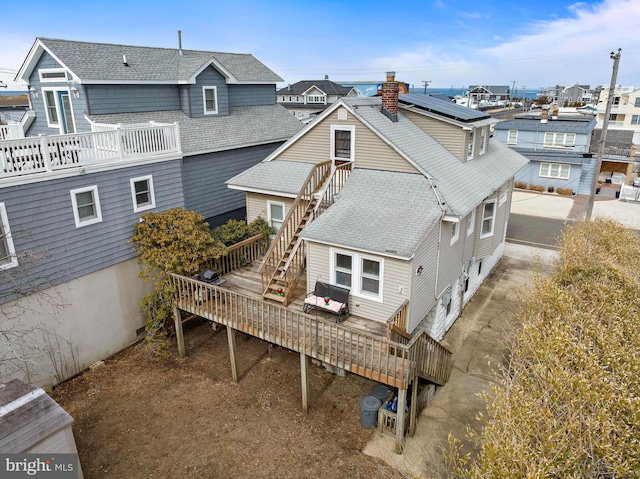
[[1, 0, 639, 93]]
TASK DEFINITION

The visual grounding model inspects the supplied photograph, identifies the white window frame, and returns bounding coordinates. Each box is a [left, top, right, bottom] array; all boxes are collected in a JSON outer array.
[[543, 132, 575, 147], [539, 162, 571, 180], [480, 199, 496, 239], [507, 129, 518, 145], [0, 203, 18, 270], [202, 86, 218, 115], [307, 95, 325, 104], [42, 87, 76, 133], [130, 175, 156, 213], [450, 221, 459, 246], [330, 249, 383, 302], [38, 68, 67, 83], [267, 200, 285, 232], [467, 129, 475, 160], [330, 125, 355, 163], [70, 185, 102, 228], [466, 209, 475, 237]]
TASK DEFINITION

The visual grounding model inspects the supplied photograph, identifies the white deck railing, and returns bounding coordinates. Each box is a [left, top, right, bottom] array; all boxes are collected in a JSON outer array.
[[620, 184, 640, 202], [0, 123, 181, 179], [0, 124, 24, 141]]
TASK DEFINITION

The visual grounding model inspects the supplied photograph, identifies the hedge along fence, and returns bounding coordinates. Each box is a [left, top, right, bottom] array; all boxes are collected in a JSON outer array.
[[450, 219, 640, 478]]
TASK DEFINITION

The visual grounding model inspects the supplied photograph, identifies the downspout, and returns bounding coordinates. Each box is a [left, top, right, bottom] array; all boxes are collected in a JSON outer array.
[[425, 178, 447, 300]]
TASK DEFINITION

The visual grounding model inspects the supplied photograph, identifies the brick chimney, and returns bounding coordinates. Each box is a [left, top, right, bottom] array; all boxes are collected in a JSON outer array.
[[381, 71, 399, 122], [540, 108, 549, 123]]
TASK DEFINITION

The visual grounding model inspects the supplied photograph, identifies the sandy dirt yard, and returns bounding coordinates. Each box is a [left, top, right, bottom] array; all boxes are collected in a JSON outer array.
[[52, 318, 402, 479]]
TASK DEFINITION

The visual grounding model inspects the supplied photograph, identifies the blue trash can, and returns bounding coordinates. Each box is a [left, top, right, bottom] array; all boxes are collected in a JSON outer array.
[[360, 395, 382, 429]]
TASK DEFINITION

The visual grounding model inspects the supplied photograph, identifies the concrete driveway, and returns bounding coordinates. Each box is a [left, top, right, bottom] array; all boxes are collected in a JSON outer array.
[[363, 244, 558, 477]]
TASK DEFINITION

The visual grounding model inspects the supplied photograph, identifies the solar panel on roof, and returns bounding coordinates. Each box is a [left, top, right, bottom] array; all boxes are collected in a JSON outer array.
[[399, 94, 490, 122]]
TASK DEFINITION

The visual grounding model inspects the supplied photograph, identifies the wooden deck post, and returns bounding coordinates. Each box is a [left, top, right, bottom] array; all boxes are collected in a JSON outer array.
[[227, 325, 239, 383], [409, 373, 419, 437], [395, 387, 407, 454], [173, 305, 186, 358], [300, 352, 309, 413]]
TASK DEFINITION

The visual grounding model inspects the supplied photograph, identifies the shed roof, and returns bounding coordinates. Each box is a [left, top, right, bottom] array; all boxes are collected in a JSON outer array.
[[226, 160, 314, 195], [494, 116, 597, 134], [300, 169, 442, 259], [0, 379, 73, 453], [399, 93, 490, 122]]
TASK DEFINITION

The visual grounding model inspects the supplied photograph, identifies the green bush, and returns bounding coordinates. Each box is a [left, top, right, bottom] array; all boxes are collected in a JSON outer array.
[[450, 219, 640, 477], [211, 217, 273, 247]]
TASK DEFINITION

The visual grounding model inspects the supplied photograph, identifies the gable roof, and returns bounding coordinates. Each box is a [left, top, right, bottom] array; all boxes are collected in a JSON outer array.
[[468, 85, 510, 95], [88, 105, 304, 155], [494, 116, 597, 134], [300, 169, 442, 259], [16, 38, 283, 85], [276, 80, 355, 96]]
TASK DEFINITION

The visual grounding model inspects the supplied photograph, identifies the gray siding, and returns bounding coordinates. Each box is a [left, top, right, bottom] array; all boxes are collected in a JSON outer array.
[[0, 160, 185, 298], [514, 159, 589, 194], [228, 84, 276, 107], [408, 225, 440, 332], [25, 52, 91, 136], [182, 142, 282, 220], [86, 85, 181, 115], [189, 67, 229, 118]]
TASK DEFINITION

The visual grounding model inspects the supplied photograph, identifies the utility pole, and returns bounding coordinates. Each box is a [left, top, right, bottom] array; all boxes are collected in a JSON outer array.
[[586, 48, 622, 220], [421, 80, 430, 94], [510, 80, 517, 104]]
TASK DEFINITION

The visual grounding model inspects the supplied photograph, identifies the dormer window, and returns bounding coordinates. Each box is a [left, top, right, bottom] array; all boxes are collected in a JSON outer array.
[[203, 86, 218, 115], [479, 126, 487, 155], [467, 129, 475, 159], [307, 95, 324, 104]]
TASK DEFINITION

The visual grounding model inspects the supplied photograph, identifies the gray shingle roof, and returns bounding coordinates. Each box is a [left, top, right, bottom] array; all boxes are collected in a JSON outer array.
[[300, 169, 442, 259], [88, 105, 304, 155], [276, 80, 354, 96], [344, 97, 529, 216], [37, 38, 283, 83], [494, 116, 597, 134], [226, 160, 314, 195], [468, 85, 510, 94]]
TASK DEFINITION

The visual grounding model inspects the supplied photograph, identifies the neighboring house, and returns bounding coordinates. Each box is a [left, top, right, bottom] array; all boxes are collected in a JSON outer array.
[[540, 83, 593, 106], [227, 73, 528, 341], [595, 85, 640, 145], [276, 79, 358, 123], [493, 111, 597, 194], [465, 85, 510, 107], [0, 37, 302, 386]]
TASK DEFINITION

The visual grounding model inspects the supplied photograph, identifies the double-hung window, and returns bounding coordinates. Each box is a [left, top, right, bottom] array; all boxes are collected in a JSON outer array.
[[331, 125, 354, 163], [634, 98, 640, 107], [539, 162, 570, 179], [631, 115, 640, 125], [130, 175, 156, 212], [70, 186, 102, 228], [0, 203, 18, 270], [268, 201, 285, 232], [332, 250, 383, 300], [543, 132, 575, 147], [480, 200, 496, 238], [507, 129, 518, 145], [479, 127, 487, 155], [203, 86, 218, 115]]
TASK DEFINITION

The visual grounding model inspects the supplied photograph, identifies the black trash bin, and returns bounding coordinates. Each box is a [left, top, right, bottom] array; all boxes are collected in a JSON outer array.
[[371, 384, 393, 403], [360, 396, 382, 429]]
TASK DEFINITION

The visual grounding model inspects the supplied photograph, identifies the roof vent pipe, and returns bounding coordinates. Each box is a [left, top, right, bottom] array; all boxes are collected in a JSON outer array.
[[178, 30, 183, 56], [122, 55, 128, 66]]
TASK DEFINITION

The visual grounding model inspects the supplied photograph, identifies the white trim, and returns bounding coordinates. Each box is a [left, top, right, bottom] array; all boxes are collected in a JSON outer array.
[[330, 248, 384, 302], [267, 200, 285, 231], [38, 68, 67, 83], [539, 162, 571, 179], [226, 184, 298, 198], [0, 203, 18, 270], [450, 222, 459, 246], [130, 175, 156, 212], [330, 124, 355, 163], [70, 185, 102, 228], [507, 129, 518, 145], [42, 87, 76, 133], [479, 126, 487, 155], [480, 199, 496, 239], [466, 128, 475, 160], [203, 86, 218, 115], [466, 209, 475, 237], [499, 190, 508, 207]]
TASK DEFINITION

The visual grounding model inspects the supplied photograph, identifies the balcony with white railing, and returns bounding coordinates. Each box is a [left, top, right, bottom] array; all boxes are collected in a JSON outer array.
[[0, 122, 181, 180], [0, 124, 24, 141]]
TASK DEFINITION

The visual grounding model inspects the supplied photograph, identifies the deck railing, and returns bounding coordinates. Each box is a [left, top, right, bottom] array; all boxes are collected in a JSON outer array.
[[258, 161, 333, 302], [0, 124, 23, 141], [386, 300, 409, 342], [0, 123, 181, 179], [171, 273, 424, 388], [204, 234, 267, 276]]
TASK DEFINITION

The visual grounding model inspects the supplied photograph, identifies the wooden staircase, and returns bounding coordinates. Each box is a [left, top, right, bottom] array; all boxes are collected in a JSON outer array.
[[259, 161, 353, 305]]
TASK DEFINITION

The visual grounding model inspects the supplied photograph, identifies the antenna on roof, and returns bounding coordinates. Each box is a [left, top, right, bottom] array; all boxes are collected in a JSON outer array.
[[178, 30, 183, 56]]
